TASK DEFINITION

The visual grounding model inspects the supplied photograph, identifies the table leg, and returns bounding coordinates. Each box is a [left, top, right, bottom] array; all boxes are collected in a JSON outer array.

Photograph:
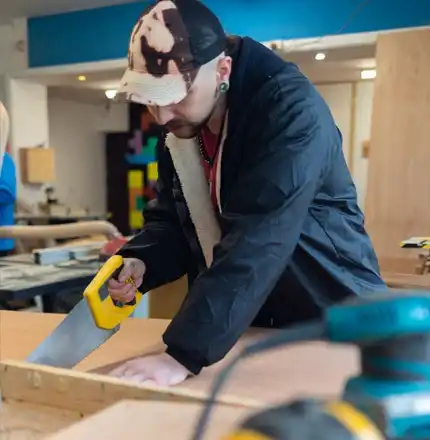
[[41, 294, 55, 313]]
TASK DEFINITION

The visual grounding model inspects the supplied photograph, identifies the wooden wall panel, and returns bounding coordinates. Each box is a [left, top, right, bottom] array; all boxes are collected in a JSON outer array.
[[365, 28, 430, 267]]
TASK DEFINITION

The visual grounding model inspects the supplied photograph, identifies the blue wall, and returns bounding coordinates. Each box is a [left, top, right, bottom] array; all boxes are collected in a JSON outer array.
[[28, 0, 430, 68]]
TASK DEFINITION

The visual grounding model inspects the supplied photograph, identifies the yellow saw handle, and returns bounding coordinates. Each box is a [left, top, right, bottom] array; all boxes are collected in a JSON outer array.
[[83, 255, 143, 330]]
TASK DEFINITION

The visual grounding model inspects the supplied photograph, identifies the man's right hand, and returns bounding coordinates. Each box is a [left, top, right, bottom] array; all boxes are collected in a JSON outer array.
[[108, 258, 146, 303]]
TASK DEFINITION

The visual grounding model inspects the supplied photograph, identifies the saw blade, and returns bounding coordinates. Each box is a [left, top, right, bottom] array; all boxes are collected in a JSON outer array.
[[26, 285, 119, 369]]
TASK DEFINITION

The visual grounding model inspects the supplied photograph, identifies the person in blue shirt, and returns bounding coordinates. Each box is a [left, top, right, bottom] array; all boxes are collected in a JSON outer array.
[[0, 150, 16, 256]]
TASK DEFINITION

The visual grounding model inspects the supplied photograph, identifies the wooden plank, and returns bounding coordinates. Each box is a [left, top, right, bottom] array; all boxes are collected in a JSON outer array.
[[149, 275, 188, 319], [0, 311, 359, 405], [45, 400, 252, 440], [0, 401, 81, 440], [0, 312, 170, 371], [0, 361, 258, 415], [365, 28, 430, 261], [379, 257, 421, 274], [382, 272, 430, 290]]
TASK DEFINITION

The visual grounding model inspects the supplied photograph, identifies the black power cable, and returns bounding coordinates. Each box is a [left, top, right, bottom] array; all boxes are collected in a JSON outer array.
[[189, 320, 326, 440]]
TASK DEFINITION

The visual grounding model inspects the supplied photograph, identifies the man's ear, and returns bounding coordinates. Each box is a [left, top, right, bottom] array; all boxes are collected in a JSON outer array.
[[216, 56, 232, 85]]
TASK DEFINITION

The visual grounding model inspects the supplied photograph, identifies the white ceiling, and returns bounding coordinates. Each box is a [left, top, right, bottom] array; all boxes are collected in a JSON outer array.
[[39, 43, 376, 104], [286, 44, 376, 83], [0, 0, 140, 24]]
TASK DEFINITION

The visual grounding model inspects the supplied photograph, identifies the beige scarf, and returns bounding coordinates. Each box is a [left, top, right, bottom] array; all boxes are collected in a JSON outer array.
[[0, 101, 10, 172], [165, 118, 227, 267]]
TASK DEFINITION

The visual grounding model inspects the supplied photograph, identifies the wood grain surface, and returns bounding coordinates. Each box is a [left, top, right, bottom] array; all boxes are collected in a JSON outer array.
[[0, 311, 358, 405], [365, 28, 430, 262], [0, 401, 81, 440], [382, 272, 430, 290], [45, 400, 251, 440]]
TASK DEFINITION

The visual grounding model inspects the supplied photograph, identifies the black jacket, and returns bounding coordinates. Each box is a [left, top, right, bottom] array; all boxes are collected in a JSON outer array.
[[118, 37, 386, 374]]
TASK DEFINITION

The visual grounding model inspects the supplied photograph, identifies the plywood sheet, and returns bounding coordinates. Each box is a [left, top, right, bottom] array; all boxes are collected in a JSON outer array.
[[365, 28, 430, 262], [0, 401, 80, 440], [382, 272, 430, 289], [0, 360, 256, 416], [149, 275, 188, 319], [45, 400, 250, 440], [0, 311, 358, 405]]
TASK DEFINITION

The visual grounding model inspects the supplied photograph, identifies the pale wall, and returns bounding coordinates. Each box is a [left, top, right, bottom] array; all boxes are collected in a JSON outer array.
[[47, 98, 129, 213]]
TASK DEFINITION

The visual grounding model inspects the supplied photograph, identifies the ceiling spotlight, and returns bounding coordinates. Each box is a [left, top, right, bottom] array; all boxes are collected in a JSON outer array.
[[361, 69, 376, 80], [315, 52, 326, 61], [105, 89, 117, 100], [77, 75, 86, 81]]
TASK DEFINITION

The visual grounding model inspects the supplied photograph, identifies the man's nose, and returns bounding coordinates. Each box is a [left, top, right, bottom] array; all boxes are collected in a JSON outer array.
[[148, 106, 174, 125]]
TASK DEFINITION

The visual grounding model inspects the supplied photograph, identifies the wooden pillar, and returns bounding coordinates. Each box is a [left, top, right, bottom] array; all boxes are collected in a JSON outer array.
[[365, 28, 430, 270]]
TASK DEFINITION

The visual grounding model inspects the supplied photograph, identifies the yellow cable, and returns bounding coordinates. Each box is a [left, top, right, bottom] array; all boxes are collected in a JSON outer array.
[[325, 401, 384, 440], [220, 430, 271, 440]]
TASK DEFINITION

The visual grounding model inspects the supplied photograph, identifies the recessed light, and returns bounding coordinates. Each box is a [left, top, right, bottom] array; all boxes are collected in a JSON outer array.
[[361, 69, 376, 80], [315, 52, 326, 61], [77, 75, 86, 81], [105, 89, 117, 100]]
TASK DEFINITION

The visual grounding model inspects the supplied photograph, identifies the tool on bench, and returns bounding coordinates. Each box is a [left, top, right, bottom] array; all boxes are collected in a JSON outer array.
[[31, 235, 130, 265], [26, 255, 143, 369], [400, 237, 430, 249], [32, 243, 103, 265], [191, 290, 430, 440], [400, 237, 430, 276]]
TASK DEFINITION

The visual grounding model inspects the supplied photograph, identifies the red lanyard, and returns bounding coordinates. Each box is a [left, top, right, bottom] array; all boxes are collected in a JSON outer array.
[[199, 114, 227, 212], [200, 129, 220, 210]]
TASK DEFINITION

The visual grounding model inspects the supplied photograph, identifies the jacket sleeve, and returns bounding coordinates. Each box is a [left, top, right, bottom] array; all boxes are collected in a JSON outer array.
[[163, 77, 336, 374], [117, 146, 192, 292]]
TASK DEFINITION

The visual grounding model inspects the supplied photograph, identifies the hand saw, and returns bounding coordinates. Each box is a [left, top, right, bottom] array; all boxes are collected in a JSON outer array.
[[26, 255, 143, 369]]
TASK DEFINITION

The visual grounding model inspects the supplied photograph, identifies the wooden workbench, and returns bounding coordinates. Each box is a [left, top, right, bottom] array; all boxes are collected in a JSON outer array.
[[46, 400, 252, 440], [0, 311, 358, 438], [382, 271, 430, 290], [0, 254, 99, 294], [0, 254, 99, 312]]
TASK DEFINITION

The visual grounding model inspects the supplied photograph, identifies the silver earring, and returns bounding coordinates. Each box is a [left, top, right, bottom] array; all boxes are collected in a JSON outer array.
[[219, 81, 229, 93]]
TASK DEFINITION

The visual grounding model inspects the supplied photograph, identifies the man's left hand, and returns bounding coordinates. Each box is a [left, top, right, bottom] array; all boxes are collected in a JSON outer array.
[[108, 353, 191, 386]]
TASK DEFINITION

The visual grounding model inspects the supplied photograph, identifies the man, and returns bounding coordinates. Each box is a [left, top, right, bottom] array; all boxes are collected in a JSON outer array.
[[108, 0, 386, 386], [0, 102, 16, 257]]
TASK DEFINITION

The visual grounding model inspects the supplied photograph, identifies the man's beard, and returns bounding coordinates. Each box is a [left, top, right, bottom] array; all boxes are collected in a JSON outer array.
[[164, 108, 214, 139], [165, 121, 203, 139]]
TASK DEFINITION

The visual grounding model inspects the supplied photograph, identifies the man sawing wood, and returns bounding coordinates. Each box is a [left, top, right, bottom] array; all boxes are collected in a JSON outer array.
[[107, 0, 387, 386]]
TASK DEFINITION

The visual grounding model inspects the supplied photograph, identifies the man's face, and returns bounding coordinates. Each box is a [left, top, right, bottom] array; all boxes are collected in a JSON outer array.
[[147, 57, 231, 138]]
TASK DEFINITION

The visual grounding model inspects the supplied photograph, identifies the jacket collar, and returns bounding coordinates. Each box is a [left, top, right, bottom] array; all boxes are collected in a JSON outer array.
[[165, 133, 221, 268]]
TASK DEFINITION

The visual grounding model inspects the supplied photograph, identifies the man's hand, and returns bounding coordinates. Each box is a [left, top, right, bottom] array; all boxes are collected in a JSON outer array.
[[108, 353, 191, 386], [108, 257, 146, 303]]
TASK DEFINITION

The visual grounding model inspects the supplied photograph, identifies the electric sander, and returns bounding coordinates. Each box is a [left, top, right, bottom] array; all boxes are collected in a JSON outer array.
[[191, 291, 430, 440]]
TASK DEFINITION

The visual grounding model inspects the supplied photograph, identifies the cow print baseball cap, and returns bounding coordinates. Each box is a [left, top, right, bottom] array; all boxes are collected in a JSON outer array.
[[118, 0, 227, 107]]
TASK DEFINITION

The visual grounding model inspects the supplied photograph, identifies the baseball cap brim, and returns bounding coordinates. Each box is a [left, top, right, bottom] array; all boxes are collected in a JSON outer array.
[[117, 68, 190, 107]]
